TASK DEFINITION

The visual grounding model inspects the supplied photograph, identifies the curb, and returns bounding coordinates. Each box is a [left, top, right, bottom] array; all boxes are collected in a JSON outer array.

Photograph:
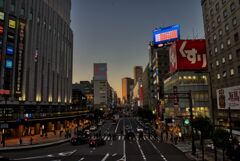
[[0, 138, 70, 152]]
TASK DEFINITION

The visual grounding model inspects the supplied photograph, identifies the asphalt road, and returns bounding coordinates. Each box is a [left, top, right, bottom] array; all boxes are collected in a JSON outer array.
[[1, 117, 191, 161]]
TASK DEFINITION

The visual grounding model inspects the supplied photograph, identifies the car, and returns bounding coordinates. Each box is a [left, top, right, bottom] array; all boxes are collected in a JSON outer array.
[[90, 125, 97, 131], [125, 128, 135, 140], [136, 127, 143, 132], [88, 137, 106, 147], [70, 136, 89, 145]]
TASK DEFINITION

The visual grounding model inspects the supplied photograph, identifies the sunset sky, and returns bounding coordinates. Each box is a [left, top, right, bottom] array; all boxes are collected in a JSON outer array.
[[70, 0, 205, 98]]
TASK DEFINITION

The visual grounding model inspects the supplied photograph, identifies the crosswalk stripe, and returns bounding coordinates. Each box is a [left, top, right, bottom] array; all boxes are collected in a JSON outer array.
[[107, 137, 110, 140], [104, 136, 107, 140], [118, 136, 121, 140]]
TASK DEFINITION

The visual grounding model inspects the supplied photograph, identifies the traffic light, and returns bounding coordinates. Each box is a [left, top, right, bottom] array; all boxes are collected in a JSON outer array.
[[183, 118, 190, 125]]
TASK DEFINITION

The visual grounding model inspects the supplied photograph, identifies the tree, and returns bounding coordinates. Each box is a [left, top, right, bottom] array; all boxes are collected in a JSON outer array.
[[212, 128, 230, 161], [192, 116, 213, 161]]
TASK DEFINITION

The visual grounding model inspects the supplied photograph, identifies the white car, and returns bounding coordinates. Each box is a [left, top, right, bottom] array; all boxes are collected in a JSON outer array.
[[90, 125, 97, 131], [136, 127, 143, 132]]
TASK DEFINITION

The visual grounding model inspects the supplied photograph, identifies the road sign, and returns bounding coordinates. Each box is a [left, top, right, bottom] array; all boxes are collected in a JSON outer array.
[[0, 123, 9, 129]]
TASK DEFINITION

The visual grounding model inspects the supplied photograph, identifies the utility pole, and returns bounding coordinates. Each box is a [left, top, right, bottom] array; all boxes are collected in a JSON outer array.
[[189, 91, 196, 155]]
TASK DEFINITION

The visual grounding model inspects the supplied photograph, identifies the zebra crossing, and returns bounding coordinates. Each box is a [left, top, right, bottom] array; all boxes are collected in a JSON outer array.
[[101, 135, 162, 141]]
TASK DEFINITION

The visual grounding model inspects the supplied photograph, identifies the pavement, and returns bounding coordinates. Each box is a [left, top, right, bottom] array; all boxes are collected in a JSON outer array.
[[0, 131, 70, 151], [154, 128, 232, 161]]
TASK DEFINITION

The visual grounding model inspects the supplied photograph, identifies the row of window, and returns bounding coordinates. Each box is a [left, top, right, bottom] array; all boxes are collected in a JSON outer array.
[[209, 32, 239, 55], [206, 0, 237, 21], [207, 16, 237, 33], [211, 49, 240, 67], [216, 66, 240, 79]]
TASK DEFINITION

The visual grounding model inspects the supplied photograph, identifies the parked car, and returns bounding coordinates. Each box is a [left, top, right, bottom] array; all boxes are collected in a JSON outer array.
[[88, 137, 105, 147], [70, 136, 89, 145], [90, 125, 97, 131]]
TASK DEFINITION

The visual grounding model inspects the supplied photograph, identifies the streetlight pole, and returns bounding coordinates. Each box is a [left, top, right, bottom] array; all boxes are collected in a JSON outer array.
[[189, 90, 196, 155]]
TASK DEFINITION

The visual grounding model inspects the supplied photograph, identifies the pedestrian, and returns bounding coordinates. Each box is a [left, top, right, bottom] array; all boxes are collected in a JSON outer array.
[[19, 137, 23, 145], [30, 137, 33, 145]]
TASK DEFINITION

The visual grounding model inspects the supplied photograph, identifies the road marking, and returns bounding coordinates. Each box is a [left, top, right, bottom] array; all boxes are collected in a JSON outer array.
[[118, 136, 121, 140], [147, 138, 168, 161], [58, 149, 77, 156], [143, 136, 146, 140], [115, 118, 121, 133], [136, 139, 147, 161], [112, 153, 117, 157], [123, 118, 126, 161], [104, 136, 107, 140], [79, 157, 85, 161], [101, 153, 110, 161]]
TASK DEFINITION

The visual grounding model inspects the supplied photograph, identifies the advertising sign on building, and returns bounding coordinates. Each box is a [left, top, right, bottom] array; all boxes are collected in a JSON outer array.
[[217, 85, 240, 110], [94, 63, 107, 81], [169, 40, 207, 73], [153, 24, 180, 45]]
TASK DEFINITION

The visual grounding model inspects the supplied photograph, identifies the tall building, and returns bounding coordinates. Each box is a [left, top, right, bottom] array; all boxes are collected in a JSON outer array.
[[133, 66, 143, 84], [0, 0, 73, 137], [142, 64, 150, 108], [201, 0, 240, 129], [93, 63, 108, 109], [149, 45, 170, 108], [122, 77, 134, 104]]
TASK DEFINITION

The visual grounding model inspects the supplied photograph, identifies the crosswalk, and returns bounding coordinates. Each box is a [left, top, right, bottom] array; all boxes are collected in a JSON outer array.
[[101, 135, 161, 141]]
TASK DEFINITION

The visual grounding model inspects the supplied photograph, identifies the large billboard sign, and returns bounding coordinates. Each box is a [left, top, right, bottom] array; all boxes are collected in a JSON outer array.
[[217, 85, 240, 110], [94, 63, 107, 81], [169, 39, 207, 73], [153, 24, 180, 45]]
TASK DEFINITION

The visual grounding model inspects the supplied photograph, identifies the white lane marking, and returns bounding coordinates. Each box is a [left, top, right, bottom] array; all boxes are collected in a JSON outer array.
[[13, 153, 55, 160], [101, 153, 110, 161], [79, 157, 85, 161], [136, 139, 147, 161], [104, 136, 107, 140], [123, 118, 126, 161], [143, 136, 146, 140], [118, 136, 121, 140], [147, 138, 168, 161], [107, 137, 110, 141], [112, 153, 117, 157], [58, 149, 77, 156], [51, 160, 61, 161], [115, 118, 121, 133]]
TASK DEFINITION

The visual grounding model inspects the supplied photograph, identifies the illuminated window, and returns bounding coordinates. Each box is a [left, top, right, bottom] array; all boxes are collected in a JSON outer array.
[[230, 69, 235, 75], [0, 12, 4, 20], [222, 57, 225, 63], [9, 19, 16, 29], [216, 60, 219, 66], [229, 53, 232, 60], [217, 74, 221, 79], [6, 44, 14, 55], [214, 47, 218, 53], [227, 39, 231, 46], [220, 43, 224, 50], [232, 17, 237, 26], [225, 24, 229, 32], [219, 29, 223, 36], [5, 59, 13, 69], [213, 34, 217, 40]]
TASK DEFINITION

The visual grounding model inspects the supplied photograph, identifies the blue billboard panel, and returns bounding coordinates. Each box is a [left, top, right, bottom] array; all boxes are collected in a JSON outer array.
[[6, 44, 14, 55], [153, 24, 180, 45], [5, 59, 13, 69]]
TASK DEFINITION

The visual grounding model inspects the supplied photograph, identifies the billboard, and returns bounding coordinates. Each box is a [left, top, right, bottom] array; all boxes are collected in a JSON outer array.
[[217, 85, 240, 110], [169, 39, 207, 73], [94, 63, 107, 80], [153, 24, 180, 45]]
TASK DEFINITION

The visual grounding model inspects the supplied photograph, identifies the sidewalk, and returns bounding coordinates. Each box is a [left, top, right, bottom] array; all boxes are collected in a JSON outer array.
[[0, 131, 70, 151], [154, 128, 232, 161]]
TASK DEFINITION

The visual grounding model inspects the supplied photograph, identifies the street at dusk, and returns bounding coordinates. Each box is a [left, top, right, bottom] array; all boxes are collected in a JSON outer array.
[[1, 0, 240, 161]]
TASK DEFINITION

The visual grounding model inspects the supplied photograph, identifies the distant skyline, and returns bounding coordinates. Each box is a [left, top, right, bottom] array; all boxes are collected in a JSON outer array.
[[70, 0, 205, 98]]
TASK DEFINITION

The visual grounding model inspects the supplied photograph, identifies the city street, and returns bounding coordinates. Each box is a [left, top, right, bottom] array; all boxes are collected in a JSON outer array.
[[1, 117, 191, 161]]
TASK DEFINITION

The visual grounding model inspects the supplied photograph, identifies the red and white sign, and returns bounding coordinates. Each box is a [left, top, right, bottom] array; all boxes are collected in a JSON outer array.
[[217, 85, 240, 110], [169, 40, 207, 73], [0, 89, 10, 95]]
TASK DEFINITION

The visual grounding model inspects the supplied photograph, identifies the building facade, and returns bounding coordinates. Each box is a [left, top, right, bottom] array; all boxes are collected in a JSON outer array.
[[201, 0, 240, 129], [149, 45, 170, 108], [133, 66, 143, 84], [0, 0, 73, 138], [122, 77, 134, 104], [142, 64, 150, 109]]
